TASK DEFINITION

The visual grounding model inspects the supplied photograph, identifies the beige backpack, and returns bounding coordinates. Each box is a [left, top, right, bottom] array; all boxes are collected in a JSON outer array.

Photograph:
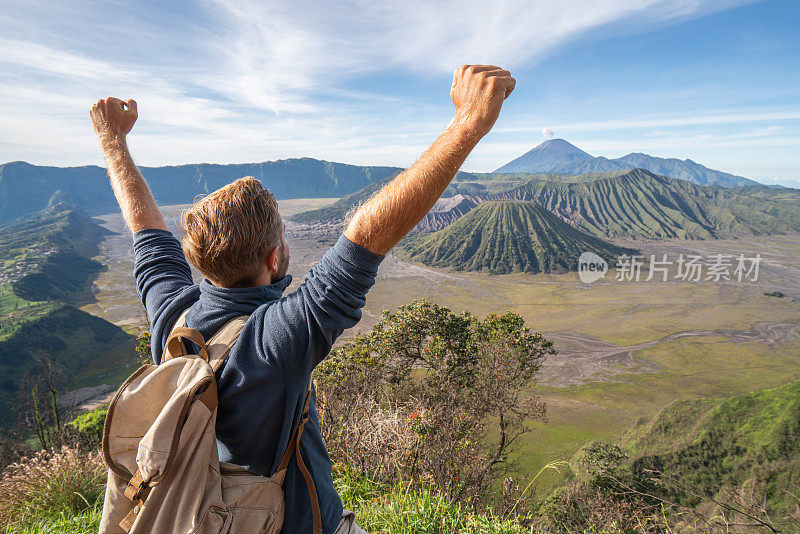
[[100, 309, 322, 534]]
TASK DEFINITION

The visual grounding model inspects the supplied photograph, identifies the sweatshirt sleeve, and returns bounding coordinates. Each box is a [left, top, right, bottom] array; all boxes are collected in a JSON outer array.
[[260, 234, 384, 376], [132, 229, 194, 325]]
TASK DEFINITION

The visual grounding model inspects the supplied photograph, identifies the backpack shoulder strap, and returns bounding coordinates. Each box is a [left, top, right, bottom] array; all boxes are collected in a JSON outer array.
[[163, 307, 248, 371], [173, 306, 191, 329], [205, 316, 249, 372], [277, 378, 322, 534]]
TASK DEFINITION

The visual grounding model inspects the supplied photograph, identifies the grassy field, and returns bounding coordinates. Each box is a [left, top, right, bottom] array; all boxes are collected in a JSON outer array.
[[0, 285, 54, 341], [364, 269, 800, 494], [366, 262, 799, 345], [525, 335, 800, 495]]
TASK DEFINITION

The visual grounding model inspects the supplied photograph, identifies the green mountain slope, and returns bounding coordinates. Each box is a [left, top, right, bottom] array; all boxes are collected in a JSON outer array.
[[0, 304, 133, 426], [399, 201, 635, 274], [0, 159, 403, 225], [0, 206, 134, 428], [0, 203, 109, 256], [0, 205, 110, 305], [620, 380, 800, 513], [496, 169, 800, 239], [295, 168, 800, 240]]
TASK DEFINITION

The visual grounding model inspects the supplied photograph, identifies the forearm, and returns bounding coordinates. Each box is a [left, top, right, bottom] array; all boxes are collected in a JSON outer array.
[[345, 120, 481, 255], [100, 136, 166, 233]]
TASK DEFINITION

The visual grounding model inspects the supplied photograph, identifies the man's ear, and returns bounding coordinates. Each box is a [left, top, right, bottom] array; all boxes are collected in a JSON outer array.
[[266, 245, 281, 275]]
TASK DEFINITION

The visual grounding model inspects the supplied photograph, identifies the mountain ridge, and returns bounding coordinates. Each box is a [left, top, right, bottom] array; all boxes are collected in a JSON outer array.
[[0, 158, 404, 225], [496, 169, 800, 239], [495, 139, 758, 187]]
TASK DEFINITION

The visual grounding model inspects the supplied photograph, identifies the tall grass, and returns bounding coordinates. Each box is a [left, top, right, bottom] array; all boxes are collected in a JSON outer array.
[[0, 454, 535, 533], [0, 446, 105, 532]]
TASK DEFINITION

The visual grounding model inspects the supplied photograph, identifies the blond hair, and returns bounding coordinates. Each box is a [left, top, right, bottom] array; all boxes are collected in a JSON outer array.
[[179, 177, 282, 287]]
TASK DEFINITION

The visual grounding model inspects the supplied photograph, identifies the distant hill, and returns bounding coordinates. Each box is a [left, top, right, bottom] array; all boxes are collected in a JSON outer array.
[[730, 183, 800, 203], [398, 201, 635, 274], [417, 169, 800, 240], [495, 139, 758, 187], [0, 205, 110, 303], [289, 170, 477, 225], [414, 194, 483, 234], [615, 152, 757, 187], [0, 158, 403, 225], [620, 380, 800, 514]]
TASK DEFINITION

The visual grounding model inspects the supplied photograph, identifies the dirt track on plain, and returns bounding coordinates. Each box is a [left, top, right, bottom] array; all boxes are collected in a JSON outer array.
[[540, 320, 800, 387]]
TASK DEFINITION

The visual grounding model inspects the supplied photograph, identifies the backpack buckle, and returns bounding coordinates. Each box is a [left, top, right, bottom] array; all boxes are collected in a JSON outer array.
[[124, 469, 147, 501]]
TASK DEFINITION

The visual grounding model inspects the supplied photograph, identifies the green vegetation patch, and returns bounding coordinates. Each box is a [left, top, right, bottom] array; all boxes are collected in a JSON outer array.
[[12, 251, 103, 304], [0, 206, 111, 337], [0, 305, 134, 427], [0, 206, 136, 429], [620, 380, 800, 513], [335, 465, 531, 534], [0, 286, 54, 342]]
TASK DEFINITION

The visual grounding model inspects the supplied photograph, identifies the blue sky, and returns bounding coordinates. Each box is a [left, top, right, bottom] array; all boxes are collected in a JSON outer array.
[[0, 0, 798, 185]]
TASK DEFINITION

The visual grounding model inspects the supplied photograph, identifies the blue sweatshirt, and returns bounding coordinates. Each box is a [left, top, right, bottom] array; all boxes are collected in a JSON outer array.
[[132, 229, 384, 534]]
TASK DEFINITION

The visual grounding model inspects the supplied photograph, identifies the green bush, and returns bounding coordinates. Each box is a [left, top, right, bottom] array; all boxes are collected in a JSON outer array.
[[67, 406, 107, 446], [534, 441, 665, 533], [316, 299, 553, 513], [135, 331, 152, 365]]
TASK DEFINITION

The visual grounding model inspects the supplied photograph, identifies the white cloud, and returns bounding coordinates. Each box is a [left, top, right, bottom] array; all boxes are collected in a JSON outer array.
[[0, 37, 150, 84], [203, 0, 754, 112]]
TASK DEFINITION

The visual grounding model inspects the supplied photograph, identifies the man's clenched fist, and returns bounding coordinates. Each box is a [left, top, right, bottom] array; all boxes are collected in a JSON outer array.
[[450, 65, 515, 138], [90, 97, 138, 141]]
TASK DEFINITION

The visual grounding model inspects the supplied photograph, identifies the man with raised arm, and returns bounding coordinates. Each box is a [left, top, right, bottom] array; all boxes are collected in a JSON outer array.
[[90, 65, 515, 534]]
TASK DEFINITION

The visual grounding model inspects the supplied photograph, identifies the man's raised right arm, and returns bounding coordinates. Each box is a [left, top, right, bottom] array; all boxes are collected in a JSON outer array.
[[263, 65, 515, 376], [344, 65, 515, 255]]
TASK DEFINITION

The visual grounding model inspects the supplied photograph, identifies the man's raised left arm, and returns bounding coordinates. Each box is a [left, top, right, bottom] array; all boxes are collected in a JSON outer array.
[[90, 97, 167, 233], [91, 98, 192, 328]]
